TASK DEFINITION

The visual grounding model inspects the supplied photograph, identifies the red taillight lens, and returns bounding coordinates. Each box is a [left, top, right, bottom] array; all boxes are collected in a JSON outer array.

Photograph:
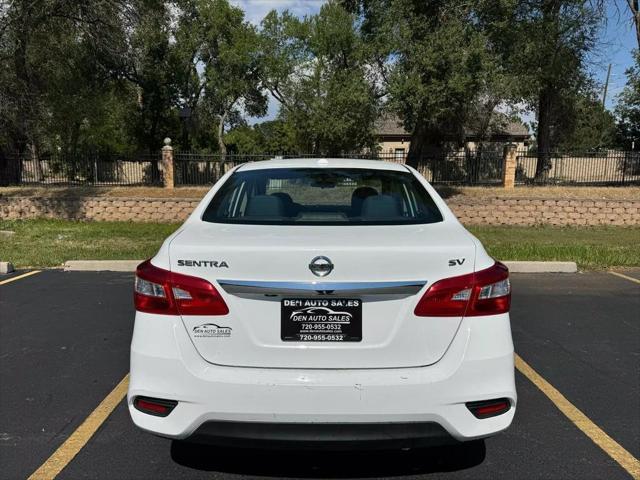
[[134, 263, 173, 314], [134, 260, 229, 315], [466, 398, 511, 419], [133, 396, 178, 417], [414, 262, 510, 317]]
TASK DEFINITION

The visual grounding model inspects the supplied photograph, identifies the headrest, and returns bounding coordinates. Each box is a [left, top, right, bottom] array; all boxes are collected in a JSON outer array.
[[351, 186, 378, 213], [361, 194, 401, 219], [245, 195, 284, 217]]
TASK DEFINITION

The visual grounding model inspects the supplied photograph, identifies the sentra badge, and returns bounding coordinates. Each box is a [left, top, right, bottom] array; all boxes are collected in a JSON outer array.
[[178, 260, 229, 268]]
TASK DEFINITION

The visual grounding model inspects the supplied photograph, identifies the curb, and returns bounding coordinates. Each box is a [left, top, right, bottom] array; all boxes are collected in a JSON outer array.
[[63, 259, 578, 274], [0, 261, 15, 274], [63, 260, 141, 272], [502, 261, 577, 273]]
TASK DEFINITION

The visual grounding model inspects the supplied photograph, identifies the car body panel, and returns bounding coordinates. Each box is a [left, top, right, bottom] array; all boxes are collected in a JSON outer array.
[[167, 221, 480, 369]]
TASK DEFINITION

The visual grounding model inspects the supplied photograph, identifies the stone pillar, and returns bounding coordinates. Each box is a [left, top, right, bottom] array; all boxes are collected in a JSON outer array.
[[161, 137, 174, 189], [502, 144, 517, 189]]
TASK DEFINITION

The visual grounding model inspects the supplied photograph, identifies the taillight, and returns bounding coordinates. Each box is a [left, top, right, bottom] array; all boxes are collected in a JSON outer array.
[[134, 260, 229, 315], [133, 396, 178, 417], [414, 262, 510, 317], [466, 398, 511, 419]]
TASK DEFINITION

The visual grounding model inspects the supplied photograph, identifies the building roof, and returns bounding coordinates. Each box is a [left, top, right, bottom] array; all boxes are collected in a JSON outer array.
[[375, 115, 410, 136], [374, 115, 530, 139]]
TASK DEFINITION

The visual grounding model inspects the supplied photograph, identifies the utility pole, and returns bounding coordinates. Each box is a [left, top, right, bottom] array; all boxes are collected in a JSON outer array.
[[602, 63, 612, 108]]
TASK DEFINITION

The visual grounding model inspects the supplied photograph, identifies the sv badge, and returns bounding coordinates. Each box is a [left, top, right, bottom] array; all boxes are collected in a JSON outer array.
[[448, 258, 465, 266]]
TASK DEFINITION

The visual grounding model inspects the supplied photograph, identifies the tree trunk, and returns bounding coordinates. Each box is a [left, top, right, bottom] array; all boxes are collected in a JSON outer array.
[[535, 86, 553, 180], [218, 111, 228, 161], [29, 142, 43, 182], [406, 121, 429, 168], [631, 0, 640, 48], [14, 6, 33, 166], [407, 119, 445, 185]]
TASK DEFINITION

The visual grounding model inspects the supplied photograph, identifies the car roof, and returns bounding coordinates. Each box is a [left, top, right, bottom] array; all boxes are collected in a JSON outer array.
[[236, 158, 410, 172]]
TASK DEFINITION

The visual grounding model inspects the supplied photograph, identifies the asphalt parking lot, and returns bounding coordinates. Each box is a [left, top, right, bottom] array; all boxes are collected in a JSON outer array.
[[1, 269, 639, 480]]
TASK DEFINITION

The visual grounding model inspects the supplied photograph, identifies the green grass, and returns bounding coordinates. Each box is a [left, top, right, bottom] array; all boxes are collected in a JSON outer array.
[[1, 219, 638, 269], [469, 226, 640, 270], [0, 219, 180, 268]]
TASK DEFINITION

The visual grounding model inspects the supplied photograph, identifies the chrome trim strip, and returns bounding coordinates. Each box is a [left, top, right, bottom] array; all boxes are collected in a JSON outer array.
[[217, 279, 427, 296]]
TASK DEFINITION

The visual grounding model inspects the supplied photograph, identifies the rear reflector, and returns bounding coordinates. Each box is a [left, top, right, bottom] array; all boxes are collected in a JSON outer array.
[[466, 398, 511, 419], [414, 262, 511, 317], [134, 260, 229, 316], [133, 396, 178, 417]]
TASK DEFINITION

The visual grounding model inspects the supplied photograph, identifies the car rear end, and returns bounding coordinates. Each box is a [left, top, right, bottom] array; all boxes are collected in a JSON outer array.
[[128, 159, 516, 449]]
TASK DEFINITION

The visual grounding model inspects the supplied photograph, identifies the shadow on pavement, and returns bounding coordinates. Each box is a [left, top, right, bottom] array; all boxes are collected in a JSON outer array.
[[170, 440, 486, 477]]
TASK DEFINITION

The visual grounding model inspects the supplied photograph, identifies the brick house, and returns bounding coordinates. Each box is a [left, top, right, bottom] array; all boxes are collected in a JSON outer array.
[[374, 115, 531, 160]]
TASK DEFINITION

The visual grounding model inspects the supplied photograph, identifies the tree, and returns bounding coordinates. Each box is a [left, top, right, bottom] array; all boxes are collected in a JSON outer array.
[[552, 88, 617, 150], [225, 120, 299, 154], [626, 0, 640, 47], [503, 0, 603, 177], [173, 0, 267, 157], [0, 0, 137, 175], [260, 2, 379, 155], [615, 50, 640, 149], [348, 0, 507, 166], [120, 0, 180, 152]]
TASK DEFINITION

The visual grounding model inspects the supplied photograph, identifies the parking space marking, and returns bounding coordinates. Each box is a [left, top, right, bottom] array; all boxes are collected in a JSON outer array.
[[609, 271, 640, 285], [27, 374, 129, 480], [515, 354, 640, 479], [0, 270, 41, 286]]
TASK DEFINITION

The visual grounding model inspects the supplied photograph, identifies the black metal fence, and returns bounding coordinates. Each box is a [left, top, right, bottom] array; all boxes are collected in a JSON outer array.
[[1, 148, 638, 187], [515, 150, 640, 186], [172, 149, 508, 186], [0, 151, 163, 186]]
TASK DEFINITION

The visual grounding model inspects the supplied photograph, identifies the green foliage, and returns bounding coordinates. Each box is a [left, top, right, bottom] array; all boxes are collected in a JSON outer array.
[[225, 120, 299, 154], [0, 0, 140, 155], [387, 2, 490, 135], [125, 1, 180, 152], [173, 0, 267, 154], [549, 87, 618, 151], [0, 0, 633, 163], [352, 0, 521, 163], [260, 2, 379, 155], [488, 0, 604, 168], [615, 51, 640, 149]]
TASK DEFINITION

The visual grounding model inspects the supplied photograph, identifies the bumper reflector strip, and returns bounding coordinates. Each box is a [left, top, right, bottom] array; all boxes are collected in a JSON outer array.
[[133, 396, 178, 417], [466, 398, 511, 419]]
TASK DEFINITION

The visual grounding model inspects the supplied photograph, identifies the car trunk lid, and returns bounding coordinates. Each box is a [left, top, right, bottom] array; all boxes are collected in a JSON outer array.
[[170, 222, 476, 369]]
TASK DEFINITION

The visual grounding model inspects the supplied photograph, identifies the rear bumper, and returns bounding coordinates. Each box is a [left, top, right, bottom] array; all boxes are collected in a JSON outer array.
[[185, 420, 457, 450], [128, 312, 517, 444]]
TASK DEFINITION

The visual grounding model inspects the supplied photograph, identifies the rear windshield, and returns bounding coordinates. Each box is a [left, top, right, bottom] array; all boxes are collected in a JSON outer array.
[[202, 168, 443, 225]]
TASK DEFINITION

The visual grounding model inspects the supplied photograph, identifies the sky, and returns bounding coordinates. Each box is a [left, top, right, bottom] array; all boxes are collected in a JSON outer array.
[[231, 0, 324, 25], [593, 1, 637, 110], [231, 0, 638, 125]]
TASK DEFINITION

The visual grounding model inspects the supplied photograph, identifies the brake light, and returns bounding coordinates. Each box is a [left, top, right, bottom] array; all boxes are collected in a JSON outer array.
[[134, 260, 229, 315], [414, 262, 510, 317]]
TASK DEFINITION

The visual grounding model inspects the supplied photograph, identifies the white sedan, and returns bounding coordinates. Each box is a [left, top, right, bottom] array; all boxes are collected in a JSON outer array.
[[128, 158, 516, 449]]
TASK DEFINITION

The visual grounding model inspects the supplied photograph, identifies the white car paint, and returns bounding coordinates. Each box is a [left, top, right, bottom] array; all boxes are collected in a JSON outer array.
[[128, 158, 516, 445]]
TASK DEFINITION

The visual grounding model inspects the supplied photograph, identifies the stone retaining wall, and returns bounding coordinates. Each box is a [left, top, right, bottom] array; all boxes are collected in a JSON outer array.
[[452, 198, 638, 226], [1, 196, 638, 226]]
